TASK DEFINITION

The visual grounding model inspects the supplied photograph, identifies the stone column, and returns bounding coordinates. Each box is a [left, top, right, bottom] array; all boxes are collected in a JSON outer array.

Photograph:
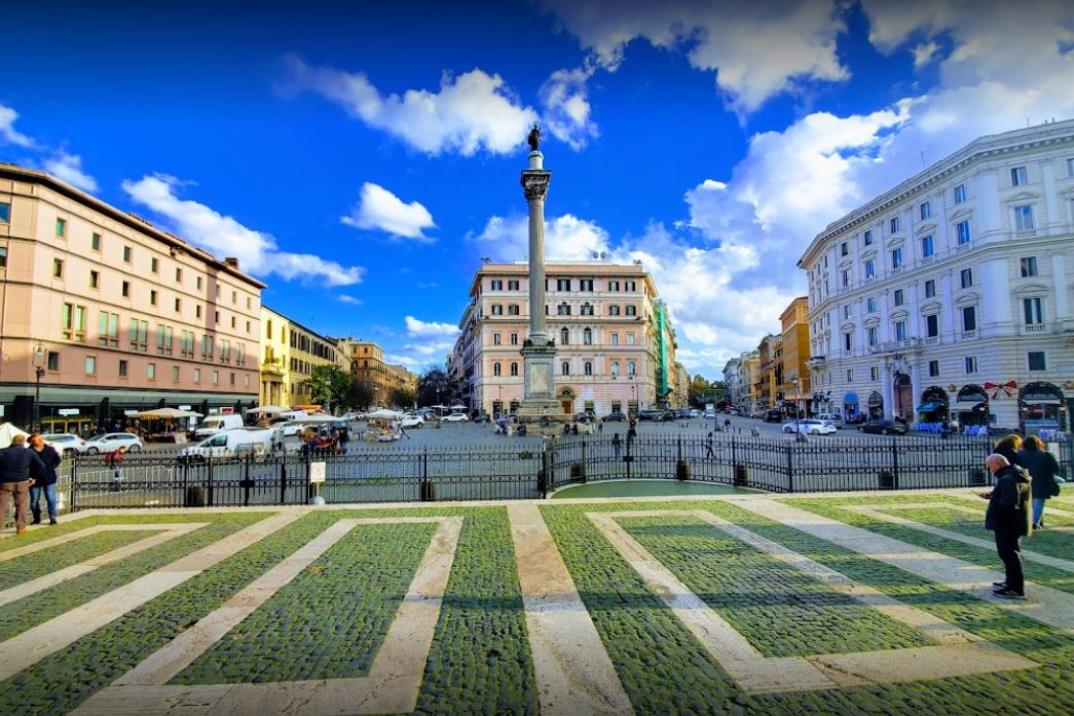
[[524, 150, 551, 345]]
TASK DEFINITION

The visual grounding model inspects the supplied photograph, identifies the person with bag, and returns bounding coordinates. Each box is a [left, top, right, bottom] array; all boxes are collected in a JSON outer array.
[[28, 434, 61, 525], [1017, 435, 1062, 530], [981, 453, 1032, 599]]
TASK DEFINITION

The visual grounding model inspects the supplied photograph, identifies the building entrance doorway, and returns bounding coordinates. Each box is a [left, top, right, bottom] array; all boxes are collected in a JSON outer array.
[[893, 373, 912, 420]]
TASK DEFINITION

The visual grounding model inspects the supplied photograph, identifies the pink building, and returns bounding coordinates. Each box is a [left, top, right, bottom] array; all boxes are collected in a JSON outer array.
[[452, 262, 681, 417], [0, 163, 263, 433]]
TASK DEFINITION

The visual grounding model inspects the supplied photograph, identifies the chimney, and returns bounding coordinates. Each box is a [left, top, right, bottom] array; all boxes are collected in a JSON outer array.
[[223, 257, 239, 269]]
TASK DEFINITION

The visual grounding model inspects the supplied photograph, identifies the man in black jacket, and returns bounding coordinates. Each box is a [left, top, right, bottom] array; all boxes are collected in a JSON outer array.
[[0, 434, 46, 534], [29, 434, 62, 525], [983, 453, 1032, 599]]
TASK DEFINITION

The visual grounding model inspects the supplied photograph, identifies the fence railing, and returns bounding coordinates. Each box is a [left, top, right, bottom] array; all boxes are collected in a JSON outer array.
[[53, 432, 1039, 511]]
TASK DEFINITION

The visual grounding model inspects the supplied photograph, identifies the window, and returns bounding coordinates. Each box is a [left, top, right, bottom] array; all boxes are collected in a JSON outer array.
[[0, 201, 9, 223], [156, 324, 173, 355], [866, 297, 876, 313], [840, 242, 848, 257], [583, 327, 592, 345], [1011, 166, 1027, 186], [864, 259, 875, 279], [954, 184, 967, 204], [919, 201, 932, 220], [490, 279, 503, 291], [61, 303, 87, 341], [491, 304, 503, 316], [85, 356, 96, 375], [840, 269, 850, 288], [1023, 297, 1044, 325], [928, 360, 940, 377], [1068, 158, 1074, 178], [867, 326, 878, 346], [150, 290, 157, 306], [129, 318, 148, 351], [230, 316, 236, 329], [580, 279, 594, 291], [610, 332, 619, 346], [1020, 256, 1038, 277], [890, 247, 903, 270], [962, 306, 977, 332], [236, 343, 245, 366], [921, 235, 934, 258], [507, 304, 520, 315], [151, 257, 159, 273], [0, 247, 6, 268], [193, 368, 200, 383], [1028, 351, 1046, 371], [611, 361, 620, 377], [846, 369, 854, 382], [510, 362, 518, 376], [180, 330, 195, 358], [625, 280, 637, 292], [960, 268, 973, 289], [863, 229, 873, 245], [55, 217, 67, 237], [608, 280, 620, 291], [508, 279, 519, 290], [580, 302, 593, 316], [48, 257, 64, 278], [893, 289, 904, 307], [196, 276, 202, 291], [889, 216, 900, 233], [1014, 205, 1035, 232], [172, 366, 180, 382], [842, 304, 851, 319], [560, 327, 569, 345], [956, 220, 971, 245], [584, 361, 592, 376], [843, 332, 852, 351], [123, 246, 132, 263], [925, 314, 939, 337], [895, 320, 907, 340], [201, 334, 214, 360], [147, 363, 156, 380], [493, 362, 502, 377], [175, 298, 181, 313], [46, 351, 58, 371], [925, 279, 936, 298], [609, 305, 621, 316], [97, 311, 119, 347], [89, 270, 99, 289], [965, 356, 978, 374], [625, 305, 637, 316], [510, 332, 518, 346], [121, 281, 130, 298], [627, 360, 636, 376], [557, 302, 571, 316], [556, 278, 570, 291], [91, 232, 101, 251], [176, 268, 182, 282], [561, 361, 570, 376], [493, 333, 501, 346], [195, 305, 202, 319], [231, 290, 236, 304], [212, 370, 219, 385]]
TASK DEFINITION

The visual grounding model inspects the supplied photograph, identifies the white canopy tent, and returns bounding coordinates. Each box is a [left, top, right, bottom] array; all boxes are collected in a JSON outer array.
[[0, 423, 29, 448], [247, 406, 288, 415], [134, 407, 203, 420], [290, 414, 339, 424], [365, 408, 404, 419]]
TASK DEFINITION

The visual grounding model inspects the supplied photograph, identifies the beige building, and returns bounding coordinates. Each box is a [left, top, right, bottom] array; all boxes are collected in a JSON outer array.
[[0, 163, 263, 433], [337, 339, 417, 407], [780, 296, 812, 416], [452, 261, 682, 417]]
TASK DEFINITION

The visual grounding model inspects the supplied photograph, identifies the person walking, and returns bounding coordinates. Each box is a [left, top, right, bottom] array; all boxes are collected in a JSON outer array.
[[982, 453, 1032, 599], [29, 434, 61, 525], [1017, 435, 1062, 530], [597, 418, 604, 435], [106, 445, 127, 491], [0, 434, 46, 535], [611, 433, 622, 460], [993, 434, 1024, 469], [705, 431, 715, 459]]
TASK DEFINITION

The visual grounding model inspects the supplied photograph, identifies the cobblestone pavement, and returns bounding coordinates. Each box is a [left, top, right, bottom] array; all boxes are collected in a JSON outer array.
[[1, 489, 1072, 714]]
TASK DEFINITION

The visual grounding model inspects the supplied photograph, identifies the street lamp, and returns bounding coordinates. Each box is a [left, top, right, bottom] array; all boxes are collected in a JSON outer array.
[[790, 375, 804, 442], [32, 342, 45, 432]]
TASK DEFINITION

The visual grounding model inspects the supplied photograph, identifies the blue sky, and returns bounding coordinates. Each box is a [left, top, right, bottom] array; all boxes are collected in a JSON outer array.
[[3, 0, 1073, 378]]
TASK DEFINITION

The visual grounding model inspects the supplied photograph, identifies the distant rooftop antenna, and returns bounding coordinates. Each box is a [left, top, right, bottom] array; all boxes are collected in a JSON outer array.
[[480, 256, 490, 263]]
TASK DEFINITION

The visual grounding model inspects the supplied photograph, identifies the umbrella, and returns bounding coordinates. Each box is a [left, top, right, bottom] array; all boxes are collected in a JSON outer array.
[[450, 404, 467, 410], [366, 408, 404, 419], [247, 406, 287, 415], [290, 414, 339, 424], [430, 404, 449, 410], [0, 423, 29, 448], [134, 407, 203, 420]]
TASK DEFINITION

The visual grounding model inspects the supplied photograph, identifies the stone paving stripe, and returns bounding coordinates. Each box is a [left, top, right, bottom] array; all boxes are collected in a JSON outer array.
[[948, 491, 1074, 522], [0, 523, 207, 608], [0, 511, 300, 682], [847, 503, 1074, 569], [0, 508, 95, 540], [739, 498, 1074, 635], [590, 510, 1036, 694], [73, 516, 463, 716], [0, 523, 179, 562], [508, 504, 633, 716]]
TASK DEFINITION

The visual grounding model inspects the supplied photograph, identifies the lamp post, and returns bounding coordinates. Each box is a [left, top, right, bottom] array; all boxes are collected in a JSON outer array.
[[32, 342, 46, 432], [790, 375, 804, 442]]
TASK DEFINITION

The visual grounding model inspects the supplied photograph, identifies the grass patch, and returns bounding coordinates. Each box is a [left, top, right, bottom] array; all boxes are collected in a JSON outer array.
[[0, 529, 165, 591]]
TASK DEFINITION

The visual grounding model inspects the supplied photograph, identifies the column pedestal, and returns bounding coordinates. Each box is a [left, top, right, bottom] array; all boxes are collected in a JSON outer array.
[[516, 342, 567, 434]]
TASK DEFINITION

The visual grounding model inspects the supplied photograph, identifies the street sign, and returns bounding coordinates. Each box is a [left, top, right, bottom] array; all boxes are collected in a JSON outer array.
[[58, 408, 80, 416], [309, 461, 326, 484]]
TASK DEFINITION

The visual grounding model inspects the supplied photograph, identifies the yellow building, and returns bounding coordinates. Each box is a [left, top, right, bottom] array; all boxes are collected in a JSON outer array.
[[780, 296, 811, 416], [259, 306, 341, 408], [742, 351, 761, 411], [756, 334, 783, 409], [336, 339, 415, 407]]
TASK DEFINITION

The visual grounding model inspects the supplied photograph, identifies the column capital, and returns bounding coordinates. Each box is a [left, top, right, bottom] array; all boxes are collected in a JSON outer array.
[[521, 170, 551, 202]]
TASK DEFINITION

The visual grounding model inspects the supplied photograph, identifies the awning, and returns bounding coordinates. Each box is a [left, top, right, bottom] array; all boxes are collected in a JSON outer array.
[[843, 392, 859, 405], [917, 402, 943, 413], [953, 399, 986, 410], [1022, 397, 1061, 405], [867, 392, 884, 407]]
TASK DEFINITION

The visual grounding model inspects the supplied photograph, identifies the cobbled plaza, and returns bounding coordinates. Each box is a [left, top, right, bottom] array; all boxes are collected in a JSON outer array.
[[1, 488, 1072, 715]]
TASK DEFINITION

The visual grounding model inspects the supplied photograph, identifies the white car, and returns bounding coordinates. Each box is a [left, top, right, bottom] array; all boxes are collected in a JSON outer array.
[[43, 433, 92, 457], [782, 419, 837, 435], [442, 413, 469, 423], [401, 414, 425, 429], [84, 432, 144, 454]]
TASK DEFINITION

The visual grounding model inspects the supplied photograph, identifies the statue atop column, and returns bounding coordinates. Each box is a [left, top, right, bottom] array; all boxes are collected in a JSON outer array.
[[527, 123, 542, 152]]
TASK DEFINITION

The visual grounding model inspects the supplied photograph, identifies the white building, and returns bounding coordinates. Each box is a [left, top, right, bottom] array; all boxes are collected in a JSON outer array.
[[722, 356, 742, 406], [798, 120, 1074, 433]]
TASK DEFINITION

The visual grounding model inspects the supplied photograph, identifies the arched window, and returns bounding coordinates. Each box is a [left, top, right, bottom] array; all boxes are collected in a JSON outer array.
[[609, 305, 621, 316], [611, 361, 620, 377], [493, 362, 502, 377], [583, 327, 592, 345], [584, 361, 592, 376], [510, 362, 518, 376], [628, 360, 636, 376], [561, 361, 570, 376], [560, 327, 570, 345], [625, 305, 637, 316]]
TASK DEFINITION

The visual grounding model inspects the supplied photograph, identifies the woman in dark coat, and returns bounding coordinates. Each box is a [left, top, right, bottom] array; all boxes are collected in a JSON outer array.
[[1017, 435, 1062, 529], [993, 434, 1024, 469]]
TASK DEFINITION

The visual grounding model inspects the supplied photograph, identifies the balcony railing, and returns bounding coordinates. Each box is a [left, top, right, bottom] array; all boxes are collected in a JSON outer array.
[[868, 338, 923, 355], [1024, 323, 1046, 333]]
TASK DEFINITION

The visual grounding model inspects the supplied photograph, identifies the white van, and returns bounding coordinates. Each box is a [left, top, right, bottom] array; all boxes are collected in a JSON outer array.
[[179, 428, 273, 460], [193, 414, 244, 440], [815, 412, 844, 428]]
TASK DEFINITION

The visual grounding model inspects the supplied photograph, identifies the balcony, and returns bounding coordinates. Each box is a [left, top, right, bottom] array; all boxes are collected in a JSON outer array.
[[806, 355, 826, 369], [260, 358, 284, 377], [961, 329, 978, 340], [868, 338, 923, 355], [1023, 323, 1046, 333]]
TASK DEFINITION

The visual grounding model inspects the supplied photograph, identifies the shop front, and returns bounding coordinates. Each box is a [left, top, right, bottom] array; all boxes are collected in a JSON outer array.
[[842, 391, 860, 422], [953, 384, 989, 432], [916, 386, 950, 431], [1019, 382, 1066, 436]]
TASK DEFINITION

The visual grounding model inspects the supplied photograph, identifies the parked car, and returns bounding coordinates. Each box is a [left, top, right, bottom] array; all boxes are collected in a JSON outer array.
[[194, 414, 244, 440], [42, 433, 92, 457], [674, 408, 691, 419], [782, 419, 837, 435], [637, 409, 666, 422], [604, 411, 627, 422], [401, 414, 425, 429], [763, 409, 784, 423], [858, 419, 909, 435], [178, 428, 274, 462], [814, 412, 845, 428], [84, 432, 144, 454], [703, 408, 717, 419], [442, 412, 469, 423], [751, 409, 767, 420], [689, 409, 701, 418]]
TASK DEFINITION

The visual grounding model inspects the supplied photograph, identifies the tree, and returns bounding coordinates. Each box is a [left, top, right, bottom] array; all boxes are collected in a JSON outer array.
[[389, 387, 417, 409], [688, 374, 712, 407], [300, 365, 351, 411], [343, 379, 374, 411], [417, 368, 463, 407]]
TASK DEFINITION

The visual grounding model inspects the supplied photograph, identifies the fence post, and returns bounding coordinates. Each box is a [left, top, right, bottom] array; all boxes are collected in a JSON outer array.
[[538, 441, 549, 498], [207, 455, 215, 507], [243, 452, 252, 507], [891, 437, 900, 490], [278, 453, 287, 505], [305, 450, 312, 503], [69, 455, 78, 513], [785, 444, 794, 493]]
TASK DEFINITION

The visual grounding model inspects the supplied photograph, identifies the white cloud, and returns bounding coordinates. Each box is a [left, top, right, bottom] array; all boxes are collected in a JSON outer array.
[[337, 295, 363, 305], [280, 55, 538, 155], [405, 316, 460, 338], [123, 174, 365, 286], [540, 0, 848, 114], [540, 65, 599, 150], [469, 213, 612, 262], [43, 152, 98, 192], [340, 182, 435, 240], [0, 102, 34, 148]]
